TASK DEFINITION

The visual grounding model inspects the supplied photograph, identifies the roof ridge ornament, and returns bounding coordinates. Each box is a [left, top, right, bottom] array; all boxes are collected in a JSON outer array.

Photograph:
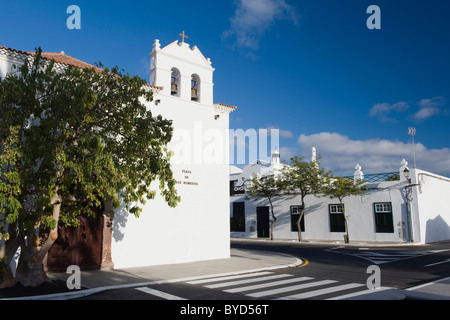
[[153, 39, 161, 51], [179, 31, 188, 43]]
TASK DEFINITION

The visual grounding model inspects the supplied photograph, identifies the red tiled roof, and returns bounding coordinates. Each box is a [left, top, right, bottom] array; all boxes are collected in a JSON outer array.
[[0, 46, 31, 56], [215, 102, 237, 110], [0, 46, 101, 70], [0, 46, 162, 89], [29, 50, 102, 71]]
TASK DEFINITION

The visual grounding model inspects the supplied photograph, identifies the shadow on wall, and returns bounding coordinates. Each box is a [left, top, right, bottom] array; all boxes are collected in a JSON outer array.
[[425, 214, 450, 244], [112, 200, 131, 242]]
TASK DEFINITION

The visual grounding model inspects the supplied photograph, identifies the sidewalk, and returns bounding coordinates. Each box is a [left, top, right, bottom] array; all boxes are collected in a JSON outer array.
[[1, 248, 302, 300], [1, 244, 449, 300], [231, 237, 424, 247], [403, 277, 450, 300]]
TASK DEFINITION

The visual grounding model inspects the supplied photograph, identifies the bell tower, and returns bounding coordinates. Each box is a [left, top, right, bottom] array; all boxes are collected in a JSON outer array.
[[110, 35, 236, 269], [149, 37, 215, 106]]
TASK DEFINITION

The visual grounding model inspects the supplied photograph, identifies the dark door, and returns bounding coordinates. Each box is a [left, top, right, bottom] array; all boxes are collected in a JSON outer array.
[[231, 202, 245, 232], [46, 215, 103, 272], [257, 206, 270, 238]]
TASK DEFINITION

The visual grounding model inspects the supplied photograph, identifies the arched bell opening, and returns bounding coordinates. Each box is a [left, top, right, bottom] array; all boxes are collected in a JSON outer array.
[[191, 73, 200, 102], [171, 67, 181, 96]]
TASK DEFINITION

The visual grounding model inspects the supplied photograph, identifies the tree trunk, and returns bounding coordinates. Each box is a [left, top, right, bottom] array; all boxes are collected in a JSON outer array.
[[268, 199, 276, 241], [16, 192, 61, 287], [15, 249, 48, 287], [297, 197, 306, 242], [0, 265, 17, 288], [0, 222, 20, 288], [342, 202, 350, 243], [296, 209, 305, 242], [0, 244, 19, 288], [344, 218, 350, 243], [270, 220, 274, 241]]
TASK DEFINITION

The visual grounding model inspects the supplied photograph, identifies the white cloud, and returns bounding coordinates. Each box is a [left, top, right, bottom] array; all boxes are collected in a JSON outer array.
[[417, 96, 445, 109], [267, 126, 293, 139], [279, 129, 294, 139], [369, 97, 448, 123], [223, 0, 299, 50], [297, 132, 450, 177], [369, 101, 410, 123], [412, 107, 441, 121], [279, 146, 296, 162], [412, 96, 446, 121]]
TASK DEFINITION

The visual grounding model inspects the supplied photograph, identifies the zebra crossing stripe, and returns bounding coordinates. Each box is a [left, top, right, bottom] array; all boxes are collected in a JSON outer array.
[[224, 276, 314, 294], [185, 271, 396, 300], [135, 287, 186, 300], [247, 279, 337, 298], [327, 287, 391, 300], [205, 274, 293, 289], [275, 283, 365, 300], [186, 271, 274, 285]]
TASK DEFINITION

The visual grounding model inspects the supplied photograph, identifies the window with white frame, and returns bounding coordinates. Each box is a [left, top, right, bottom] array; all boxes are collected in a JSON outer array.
[[375, 203, 391, 213], [290, 205, 305, 232], [374, 202, 394, 233], [329, 204, 345, 232]]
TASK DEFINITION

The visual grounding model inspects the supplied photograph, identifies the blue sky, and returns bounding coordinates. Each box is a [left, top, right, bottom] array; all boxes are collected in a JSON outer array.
[[2, 0, 450, 176]]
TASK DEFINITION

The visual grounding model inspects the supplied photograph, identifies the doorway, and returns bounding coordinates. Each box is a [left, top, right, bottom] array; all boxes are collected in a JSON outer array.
[[45, 215, 103, 272], [257, 206, 270, 238]]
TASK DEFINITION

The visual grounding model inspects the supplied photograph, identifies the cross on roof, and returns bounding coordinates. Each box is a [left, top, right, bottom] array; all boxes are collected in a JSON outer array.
[[179, 31, 188, 43]]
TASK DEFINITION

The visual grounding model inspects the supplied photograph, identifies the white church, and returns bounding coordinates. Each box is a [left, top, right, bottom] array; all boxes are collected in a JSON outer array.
[[230, 149, 450, 244], [0, 36, 235, 270], [112, 37, 235, 268]]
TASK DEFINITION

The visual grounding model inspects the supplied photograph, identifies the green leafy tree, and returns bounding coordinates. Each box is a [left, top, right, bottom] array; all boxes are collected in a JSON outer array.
[[322, 177, 366, 243], [244, 173, 286, 240], [0, 126, 22, 288], [281, 156, 332, 241], [0, 48, 179, 286]]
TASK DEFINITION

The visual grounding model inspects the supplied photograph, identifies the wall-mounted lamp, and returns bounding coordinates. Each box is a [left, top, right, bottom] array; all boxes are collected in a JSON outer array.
[[155, 99, 161, 105], [214, 114, 220, 120], [403, 168, 411, 183]]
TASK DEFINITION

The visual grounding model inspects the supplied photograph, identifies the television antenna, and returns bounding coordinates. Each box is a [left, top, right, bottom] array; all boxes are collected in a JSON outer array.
[[408, 127, 417, 168]]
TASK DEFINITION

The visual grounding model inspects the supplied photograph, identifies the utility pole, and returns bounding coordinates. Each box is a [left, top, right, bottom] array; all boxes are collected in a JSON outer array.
[[408, 127, 416, 168]]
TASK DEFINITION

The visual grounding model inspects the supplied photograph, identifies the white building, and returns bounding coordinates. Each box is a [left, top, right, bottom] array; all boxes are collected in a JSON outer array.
[[1, 36, 235, 270], [230, 150, 450, 244], [112, 38, 235, 268]]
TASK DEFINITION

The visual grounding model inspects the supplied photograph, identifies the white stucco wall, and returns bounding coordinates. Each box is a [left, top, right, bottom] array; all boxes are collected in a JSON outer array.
[[231, 160, 450, 244], [111, 40, 232, 268], [231, 180, 410, 243], [230, 159, 422, 243], [414, 169, 450, 244], [0, 49, 26, 79], [0, 44, 232, 270]]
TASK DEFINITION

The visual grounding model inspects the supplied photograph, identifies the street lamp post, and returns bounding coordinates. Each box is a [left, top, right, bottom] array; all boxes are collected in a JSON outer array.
[[403, 168, 419, 243]]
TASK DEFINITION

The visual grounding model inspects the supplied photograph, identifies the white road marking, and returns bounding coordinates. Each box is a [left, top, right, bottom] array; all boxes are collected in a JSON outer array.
[[276, 283, 365, 300], [328, 287, 392, 300], [224, 276, 314, 293], [246, 279, 337, 298], [425, 258, 450, 267], [135, 287, 187, 300], [204, 274, 292, 289], [186, 271, 274, 285]]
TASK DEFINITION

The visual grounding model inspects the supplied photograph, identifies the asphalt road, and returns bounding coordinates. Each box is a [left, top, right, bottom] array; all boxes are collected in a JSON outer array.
[[230, 240, 450, 290], [77, 240, 450, 301]]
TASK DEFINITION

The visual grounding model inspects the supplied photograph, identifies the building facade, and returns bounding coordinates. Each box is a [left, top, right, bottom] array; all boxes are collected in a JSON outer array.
[[1, 37, 235, 271], [230, 151, 450, 244], [111, 39, 235, 268]]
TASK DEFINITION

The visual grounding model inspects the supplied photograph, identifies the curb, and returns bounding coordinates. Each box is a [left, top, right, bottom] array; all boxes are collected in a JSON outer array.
[[231, 237, 427, 248], [1, 254, 303, 300], [401, 290, 450, 300], [402, 277, 450, 300]]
